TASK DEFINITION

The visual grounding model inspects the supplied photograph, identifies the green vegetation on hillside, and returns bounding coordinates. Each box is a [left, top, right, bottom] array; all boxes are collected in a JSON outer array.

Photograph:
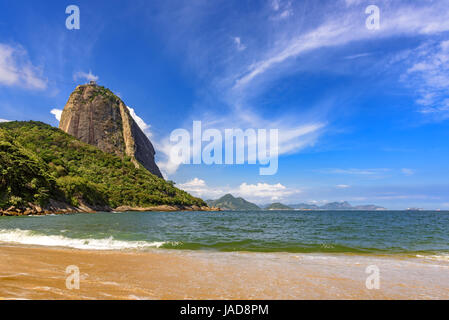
[[0, 128, 59, 208], [206, 194, 260, 211], [0, 121, 205, 210]]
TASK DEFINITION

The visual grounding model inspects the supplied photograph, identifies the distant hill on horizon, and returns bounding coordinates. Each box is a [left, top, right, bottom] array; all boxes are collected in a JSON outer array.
[[206, 194, 261, 211], [286, 203, 319, 210], [266, 203, 293, 210]]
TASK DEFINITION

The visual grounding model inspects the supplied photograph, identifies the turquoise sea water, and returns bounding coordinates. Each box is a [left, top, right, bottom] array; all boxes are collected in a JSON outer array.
[[0, 210, 448, 255]]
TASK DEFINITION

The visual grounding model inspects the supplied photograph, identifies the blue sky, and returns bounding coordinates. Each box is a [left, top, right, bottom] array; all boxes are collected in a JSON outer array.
[[1, 0, 449, 209]]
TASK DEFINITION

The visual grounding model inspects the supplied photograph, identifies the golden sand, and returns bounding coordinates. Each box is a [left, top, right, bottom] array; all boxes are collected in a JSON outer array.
[[0, 245, 448, 300]]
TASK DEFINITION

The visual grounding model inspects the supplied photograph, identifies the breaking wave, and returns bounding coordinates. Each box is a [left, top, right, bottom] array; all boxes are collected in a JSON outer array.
[[0, 229, 169, 250]]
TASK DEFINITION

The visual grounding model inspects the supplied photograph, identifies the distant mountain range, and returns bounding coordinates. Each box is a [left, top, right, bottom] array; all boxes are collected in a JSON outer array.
[[207, 195, 387, 211], [290, 201, 386, 211]]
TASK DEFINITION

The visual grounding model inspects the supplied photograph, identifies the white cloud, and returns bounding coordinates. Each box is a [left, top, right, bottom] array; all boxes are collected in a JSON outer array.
[[156, 141, 182, 177], [233, 37, 246, 51], [50, 108, 62, 122], [178, 178, 225, 199], [401, 168, 415, 176], [336, 184, 350, 189], [0, 119, 10, 123], [180, 177, 206, 188], [127, 106, 152, 137], [73, 71, 99, 83], [237, 182, 299, 202], [178, 178, 299, 203], [0, 43, 47, 90]]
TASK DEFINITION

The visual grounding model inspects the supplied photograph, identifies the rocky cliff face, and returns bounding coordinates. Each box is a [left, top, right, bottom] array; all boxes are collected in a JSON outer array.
[[59, 84, 163, 178]]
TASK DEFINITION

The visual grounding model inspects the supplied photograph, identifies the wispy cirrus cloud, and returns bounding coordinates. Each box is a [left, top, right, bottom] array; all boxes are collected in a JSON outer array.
[[148, 0, 449, 177], [399, 40, 449, 119], [233, 1, 449, 91], [0, 43, 47, 90], [320, 168, 391, 175], [344, 52, 373, 60], [319, 168, 418, 179]]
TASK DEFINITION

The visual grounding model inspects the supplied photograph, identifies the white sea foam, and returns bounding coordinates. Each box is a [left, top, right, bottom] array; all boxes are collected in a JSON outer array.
[[416, 254, 449, 262], [0, 229, 167, 250]]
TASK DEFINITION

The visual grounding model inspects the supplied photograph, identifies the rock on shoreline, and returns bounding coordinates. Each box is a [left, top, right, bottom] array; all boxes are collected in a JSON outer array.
[[114, 205, 220, 212], [0, 200, 220, 216], [59, 84, 163, 178]]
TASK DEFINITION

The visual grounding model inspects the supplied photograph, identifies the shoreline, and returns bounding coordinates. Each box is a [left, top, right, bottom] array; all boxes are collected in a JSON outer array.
[[1, 243, 448, 300], [0, 203, 220, 216]]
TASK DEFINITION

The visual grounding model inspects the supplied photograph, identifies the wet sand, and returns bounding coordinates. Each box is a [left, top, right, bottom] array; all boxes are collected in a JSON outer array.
[[0, 244, 448, 300]]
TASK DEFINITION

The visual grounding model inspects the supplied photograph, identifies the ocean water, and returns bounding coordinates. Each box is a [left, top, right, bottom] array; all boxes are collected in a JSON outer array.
[[0, 210, 449, 257]]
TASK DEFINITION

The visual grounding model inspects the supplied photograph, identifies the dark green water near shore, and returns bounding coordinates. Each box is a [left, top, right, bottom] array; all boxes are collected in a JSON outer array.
[[1, 210, 448, 256]]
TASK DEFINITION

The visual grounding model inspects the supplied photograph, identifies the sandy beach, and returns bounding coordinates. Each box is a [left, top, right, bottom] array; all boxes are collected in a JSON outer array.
[[1, 244, 448, 300]]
